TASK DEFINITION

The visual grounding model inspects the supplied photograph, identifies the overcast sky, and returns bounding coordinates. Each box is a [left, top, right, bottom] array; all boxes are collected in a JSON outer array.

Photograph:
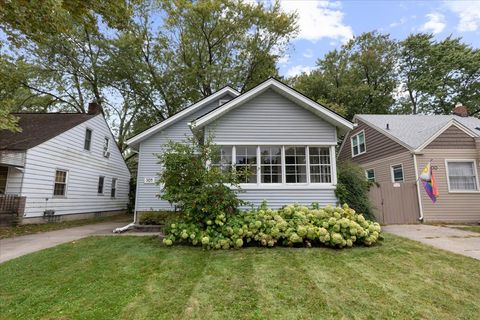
[[277, 0, 480, 77]]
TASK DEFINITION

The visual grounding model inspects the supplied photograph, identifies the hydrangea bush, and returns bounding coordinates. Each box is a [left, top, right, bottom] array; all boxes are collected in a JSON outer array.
[[163, 203, 382, 249]]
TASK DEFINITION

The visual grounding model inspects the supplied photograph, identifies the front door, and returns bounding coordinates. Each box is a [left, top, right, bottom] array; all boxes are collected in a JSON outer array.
[[0, 166, 8, 194]]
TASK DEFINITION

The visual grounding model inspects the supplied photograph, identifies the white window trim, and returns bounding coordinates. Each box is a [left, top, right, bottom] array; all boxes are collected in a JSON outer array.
[[217, 144, 336, 188], [111, 178, 117, 198], [390, 163, 404, 183], [53, 169, 69, 198], [365, 168, 375, 182], [103, 137, 110, 158], [445, 159, 480, 193], [351, 130, 366, 158]]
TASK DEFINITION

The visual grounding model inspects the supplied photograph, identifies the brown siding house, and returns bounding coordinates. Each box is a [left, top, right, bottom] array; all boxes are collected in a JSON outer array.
[[339, 113, 480, 224]]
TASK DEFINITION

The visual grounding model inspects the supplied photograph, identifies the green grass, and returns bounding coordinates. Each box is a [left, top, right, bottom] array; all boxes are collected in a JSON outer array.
[[0, 214, 131, 239], [0, 235, 479, 320], [452, 225, 480, 234]]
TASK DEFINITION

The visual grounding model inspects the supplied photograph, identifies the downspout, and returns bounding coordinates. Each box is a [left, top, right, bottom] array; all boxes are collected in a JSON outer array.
[[114, 149, 139, 233], [413, 153, 424, 222]]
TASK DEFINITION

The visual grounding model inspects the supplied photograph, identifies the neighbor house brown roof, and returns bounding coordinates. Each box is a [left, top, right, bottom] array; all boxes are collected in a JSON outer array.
[[0, 113, 96, 150]]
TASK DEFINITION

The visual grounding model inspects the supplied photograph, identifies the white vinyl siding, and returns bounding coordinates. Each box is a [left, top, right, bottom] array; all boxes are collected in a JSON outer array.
[[351, 130, 366, 157], [446, 160, 479, 192], [20, 115, 130, 217]]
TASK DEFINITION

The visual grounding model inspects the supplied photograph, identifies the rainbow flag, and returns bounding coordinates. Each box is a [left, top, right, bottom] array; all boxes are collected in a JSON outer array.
[[419, 162, 439, 203]]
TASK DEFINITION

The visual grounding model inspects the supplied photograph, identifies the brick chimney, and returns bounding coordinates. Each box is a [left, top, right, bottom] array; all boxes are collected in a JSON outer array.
[[87, 102, 103, 115], [452, 102, 468, 117]]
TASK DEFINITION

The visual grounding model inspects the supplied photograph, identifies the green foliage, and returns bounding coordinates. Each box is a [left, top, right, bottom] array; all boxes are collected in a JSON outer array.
[[138, 211, 182, 225], [293, 31, 398, 119], [335, 162, 374, 221], [163, 203, 381, 249], [157, 135, 244, 226]]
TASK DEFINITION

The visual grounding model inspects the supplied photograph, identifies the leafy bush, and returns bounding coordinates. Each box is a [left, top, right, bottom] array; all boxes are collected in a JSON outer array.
[[163, 203, 382, 249], [335, 161, 375, 220], [138, 211, 183, 225], [157, 134, 244, 226]]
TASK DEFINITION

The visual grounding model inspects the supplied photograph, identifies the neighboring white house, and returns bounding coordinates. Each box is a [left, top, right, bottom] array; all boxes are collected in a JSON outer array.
[[0, 103, 131, 224], [127, 78, 353, 219]]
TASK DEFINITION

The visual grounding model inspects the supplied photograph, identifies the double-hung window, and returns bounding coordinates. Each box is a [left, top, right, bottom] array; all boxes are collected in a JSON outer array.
[[309, 147, 332, 183], [351, 131, 366, 157], [260, 146, 282, 183], [84, 129, 92, 151], [111, 178, 117, 198], [446, 160, 479, 192], [235, 146, 257, 183], [285, 146, 307, 183], [53, 170, 68, 196], [391, 164, 404, 182], [366, 169, 375, 182], [98, 176, 105, 194]]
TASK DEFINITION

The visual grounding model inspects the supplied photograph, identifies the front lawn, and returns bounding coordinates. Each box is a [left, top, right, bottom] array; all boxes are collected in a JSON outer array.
[[0, 235, 479, 320]]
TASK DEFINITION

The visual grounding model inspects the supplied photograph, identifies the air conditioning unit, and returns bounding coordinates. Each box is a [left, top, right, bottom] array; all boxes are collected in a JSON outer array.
[[103, 151, 111, 158]]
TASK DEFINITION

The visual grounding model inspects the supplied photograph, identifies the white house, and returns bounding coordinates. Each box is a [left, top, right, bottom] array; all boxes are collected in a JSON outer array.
[[127, 78, 353, 220], [0, 103, 131, 224]]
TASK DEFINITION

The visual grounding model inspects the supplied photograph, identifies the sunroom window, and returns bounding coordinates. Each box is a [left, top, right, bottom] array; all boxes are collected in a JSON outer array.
[[285, 146, 307, 183], [235, 146, 257, 183], [260, 146, 282, 183], [213, 146, 233, 173], [309, 147, 331, 183], [351, 131, 366, 157]]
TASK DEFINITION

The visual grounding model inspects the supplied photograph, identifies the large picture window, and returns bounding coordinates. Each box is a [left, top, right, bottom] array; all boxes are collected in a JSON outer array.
[[285, 146, 307, 183], [351, 131, 366, 157], [309, 147, 331, 183], [260, 146, 282, 183], [213, 146, 233, 172], [235, 146, 257, 183], [446, 160, 478, 192]]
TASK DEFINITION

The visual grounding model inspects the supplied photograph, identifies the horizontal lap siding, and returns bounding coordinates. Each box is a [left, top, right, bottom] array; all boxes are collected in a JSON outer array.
[[206, 89, 336, 143], [136, 97, 230, 211], [338, 120, 408, 163], [417, 149, 480, 222], [426, 125, 476, 149], [359, 151, 416, 183], [6, 167, 23, 194], [22, 115, 131, 217], [238, 188, 337, 209]]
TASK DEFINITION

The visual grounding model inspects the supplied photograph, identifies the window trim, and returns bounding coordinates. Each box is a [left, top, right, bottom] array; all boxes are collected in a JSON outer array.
[[97, 176, 105, 195], [390, 163, 404, 183], [445, 159, 480, 193], [53, 169, 69, 198], [216, 144, 336, 188], [365, 168, 375, 182], [351, 130, 366, 158], [84, 128, 93, 151], [103, 137, 110, 158]]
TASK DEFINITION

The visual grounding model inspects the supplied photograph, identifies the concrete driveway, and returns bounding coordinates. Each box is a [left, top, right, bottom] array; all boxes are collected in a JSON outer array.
[[383, 224, 480, 260], [0, 220, 129, 264]]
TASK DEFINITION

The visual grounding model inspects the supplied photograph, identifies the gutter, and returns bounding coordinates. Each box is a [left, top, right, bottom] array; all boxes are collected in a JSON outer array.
[[114, 149, 139, 233], [413, 153, 424, 222]]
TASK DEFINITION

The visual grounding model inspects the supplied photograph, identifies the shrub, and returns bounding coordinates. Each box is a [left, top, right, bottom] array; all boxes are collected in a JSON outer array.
[[138, 211, 182, 225], [157, 134, 244, 226], [335, 161, 375, 220], [163, 203, 382, 249]]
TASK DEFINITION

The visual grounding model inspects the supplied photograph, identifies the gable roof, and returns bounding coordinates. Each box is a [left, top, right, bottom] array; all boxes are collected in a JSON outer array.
[[192, 78, 354, 134], [0, 113, 96, 151], [126, 86, 240, 148], [355, 114, 480, 152]]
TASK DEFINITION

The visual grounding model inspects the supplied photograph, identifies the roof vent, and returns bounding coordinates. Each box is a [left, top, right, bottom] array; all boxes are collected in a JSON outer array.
[[452, 102, 468, 117], [386, 123, 390, 130]]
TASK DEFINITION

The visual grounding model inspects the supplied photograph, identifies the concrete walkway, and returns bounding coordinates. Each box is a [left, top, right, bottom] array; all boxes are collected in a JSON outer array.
[[0, 220, 141, 264], [383, 224, 480, 260]]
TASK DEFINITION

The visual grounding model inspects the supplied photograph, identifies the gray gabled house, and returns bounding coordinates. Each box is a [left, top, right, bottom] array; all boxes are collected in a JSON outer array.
[[127, 78, 353, 220], [0, 104, 131, 224], [339, 105, 480, 224]]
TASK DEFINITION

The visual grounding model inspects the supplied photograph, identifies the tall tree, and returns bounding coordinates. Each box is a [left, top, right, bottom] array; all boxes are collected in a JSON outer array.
[[293, 31, 398, 119]]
